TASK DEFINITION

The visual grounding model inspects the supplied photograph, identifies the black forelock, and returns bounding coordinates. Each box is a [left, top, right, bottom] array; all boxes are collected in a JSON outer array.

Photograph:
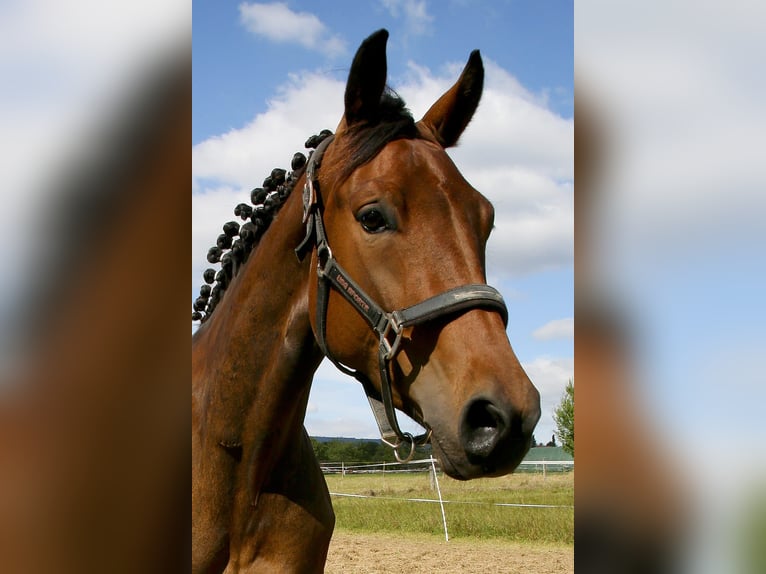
[[336, 88, 420, 184]]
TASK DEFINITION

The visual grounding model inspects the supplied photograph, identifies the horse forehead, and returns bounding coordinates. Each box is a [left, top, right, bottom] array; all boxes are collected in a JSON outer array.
[[382, 138, 448, 170], [358, 138, 472, 194]]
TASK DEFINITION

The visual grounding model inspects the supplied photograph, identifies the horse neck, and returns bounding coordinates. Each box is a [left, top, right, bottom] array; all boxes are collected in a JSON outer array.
[[192, 177, 322, 443]]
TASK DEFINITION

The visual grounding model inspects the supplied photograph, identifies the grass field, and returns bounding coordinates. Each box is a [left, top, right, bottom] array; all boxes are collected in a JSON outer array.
[[324, 469, 573, 545]]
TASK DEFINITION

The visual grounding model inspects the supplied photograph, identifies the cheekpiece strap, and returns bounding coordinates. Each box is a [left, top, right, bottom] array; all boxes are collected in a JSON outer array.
[[295, 134, 335, 261], [302, 135, 334, 221]]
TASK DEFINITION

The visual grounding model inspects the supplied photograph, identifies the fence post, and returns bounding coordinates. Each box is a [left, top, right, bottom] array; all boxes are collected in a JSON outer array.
[[429, 463, 436, 491], [430, 457, 449, 542]]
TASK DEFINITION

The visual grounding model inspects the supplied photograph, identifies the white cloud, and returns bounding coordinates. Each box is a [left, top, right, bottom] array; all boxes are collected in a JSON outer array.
[[238, 2, 345, 57], [487, 181, 573, 276], [380, 0, 434, 36], [521, 356, 573, 442], [193, 71, 343, 190], [533, 318, 574, 341]]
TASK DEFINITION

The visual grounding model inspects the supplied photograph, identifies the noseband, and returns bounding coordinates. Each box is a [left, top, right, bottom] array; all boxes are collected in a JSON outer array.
[[296, 134, 509, 462]]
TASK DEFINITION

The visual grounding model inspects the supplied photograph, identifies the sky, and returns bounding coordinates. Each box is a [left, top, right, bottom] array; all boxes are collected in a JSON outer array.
[[192, 0, 574, 442]]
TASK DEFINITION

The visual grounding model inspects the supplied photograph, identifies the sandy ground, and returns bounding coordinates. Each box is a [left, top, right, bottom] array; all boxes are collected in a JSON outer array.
[[325, 531, 574, 574]]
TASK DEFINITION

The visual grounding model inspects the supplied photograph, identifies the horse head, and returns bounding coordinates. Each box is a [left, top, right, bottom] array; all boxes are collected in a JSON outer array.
[[305, 30, 540, 480]]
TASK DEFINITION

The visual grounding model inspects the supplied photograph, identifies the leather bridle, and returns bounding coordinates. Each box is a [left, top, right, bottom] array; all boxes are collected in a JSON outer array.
[[296, 134, 509, 462]]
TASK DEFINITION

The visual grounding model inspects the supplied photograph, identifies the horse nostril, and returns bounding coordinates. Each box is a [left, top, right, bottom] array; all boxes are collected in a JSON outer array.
[[460, 399, 509, 460]]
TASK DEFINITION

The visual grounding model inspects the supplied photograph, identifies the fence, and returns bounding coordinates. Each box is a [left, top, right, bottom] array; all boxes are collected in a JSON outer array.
[[320, 458, 573, 476], [321, 457, 574, 542], [320, 458, 434, 475]]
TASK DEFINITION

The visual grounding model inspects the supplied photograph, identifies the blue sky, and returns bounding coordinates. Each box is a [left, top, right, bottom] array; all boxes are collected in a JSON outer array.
[[192, 0, 573, 441], [193, 1, 573, 143]]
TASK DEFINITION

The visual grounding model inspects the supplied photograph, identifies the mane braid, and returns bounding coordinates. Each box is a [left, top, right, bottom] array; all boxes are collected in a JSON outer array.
[[191, 130, 333, 323]]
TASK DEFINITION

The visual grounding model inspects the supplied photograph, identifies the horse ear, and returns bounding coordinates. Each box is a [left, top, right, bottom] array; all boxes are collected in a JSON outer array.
[[419, 50, 484, 148], [344, 29, 389, 126]]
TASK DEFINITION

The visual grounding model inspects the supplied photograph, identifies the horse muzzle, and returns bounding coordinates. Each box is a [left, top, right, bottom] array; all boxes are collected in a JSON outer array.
[[430, 391, 541, 480]]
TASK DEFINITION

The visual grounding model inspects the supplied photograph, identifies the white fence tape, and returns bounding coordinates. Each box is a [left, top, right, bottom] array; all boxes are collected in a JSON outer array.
[[329, 492, 573, 509]]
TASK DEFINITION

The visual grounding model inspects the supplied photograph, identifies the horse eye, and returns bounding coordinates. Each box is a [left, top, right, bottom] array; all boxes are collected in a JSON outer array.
[[358, 207, 389, 233]]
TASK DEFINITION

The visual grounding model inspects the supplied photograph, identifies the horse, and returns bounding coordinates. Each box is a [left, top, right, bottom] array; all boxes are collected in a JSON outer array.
[[192, 29, 540, 573]]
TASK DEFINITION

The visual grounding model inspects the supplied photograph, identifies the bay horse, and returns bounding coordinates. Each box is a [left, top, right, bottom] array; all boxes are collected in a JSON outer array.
[[192, 29, 540, 573]]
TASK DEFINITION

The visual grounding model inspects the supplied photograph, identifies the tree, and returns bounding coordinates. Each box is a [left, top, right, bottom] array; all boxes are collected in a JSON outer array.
[[553, 379, 574, 456], [310, 437, 327, 461]]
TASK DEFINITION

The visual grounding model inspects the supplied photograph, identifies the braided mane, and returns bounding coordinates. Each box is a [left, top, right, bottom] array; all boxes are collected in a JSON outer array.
[[192, 129, 332, 323], [192, 89, 419, 324]]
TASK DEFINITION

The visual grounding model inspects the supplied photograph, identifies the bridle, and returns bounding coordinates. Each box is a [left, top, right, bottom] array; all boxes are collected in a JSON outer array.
[[296, 134, 509, 462]]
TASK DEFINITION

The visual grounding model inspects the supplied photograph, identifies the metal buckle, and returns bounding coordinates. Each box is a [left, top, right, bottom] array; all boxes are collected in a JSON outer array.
[[302, 179, 316, 224], [316, 243, 333, 277], [380, 432, 417, 463], [380, 314, 403, 360], [394, 433, 417, 463], [389, 430, 434, 463]]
